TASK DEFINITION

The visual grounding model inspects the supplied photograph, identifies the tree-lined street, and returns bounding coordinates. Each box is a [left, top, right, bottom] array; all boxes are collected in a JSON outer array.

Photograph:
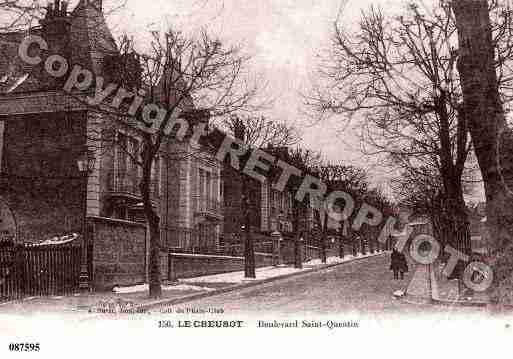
[[1, 0, 511, 311], [165, 254, 481, 315]]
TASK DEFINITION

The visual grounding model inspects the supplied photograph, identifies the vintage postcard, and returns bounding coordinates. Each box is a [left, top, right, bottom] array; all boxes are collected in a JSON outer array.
[[0, 0, 511, 357]]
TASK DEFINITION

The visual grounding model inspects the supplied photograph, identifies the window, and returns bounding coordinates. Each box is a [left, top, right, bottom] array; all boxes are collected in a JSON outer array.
[[117, 132, 128, 174], [150, 156, 160, 196], [116, 132, 140, 173], [199, 168, 213, 201], [114, 131, 141, 193]]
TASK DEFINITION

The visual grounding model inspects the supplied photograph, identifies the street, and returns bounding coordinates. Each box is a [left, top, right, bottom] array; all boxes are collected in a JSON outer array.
[[171, 254, 486, 316]]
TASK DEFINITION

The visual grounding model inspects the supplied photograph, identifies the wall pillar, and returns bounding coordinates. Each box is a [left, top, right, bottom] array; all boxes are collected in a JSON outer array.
[[0, 120, 4, 171], [261, 180, 269, 231], [86, 112, 101, 217]]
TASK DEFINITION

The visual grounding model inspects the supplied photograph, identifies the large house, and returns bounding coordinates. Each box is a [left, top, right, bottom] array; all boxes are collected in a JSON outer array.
[[0, 0, 223, 250], [222, 145, 318, 245]]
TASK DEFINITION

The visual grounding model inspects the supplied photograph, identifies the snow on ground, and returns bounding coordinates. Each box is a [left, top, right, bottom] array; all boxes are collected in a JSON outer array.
[[112, 252, 387, 291], [180, 265, 312, 284], [393, 290, 405, 297], [113, 283, 214, 294], [28, 233, 79, 247], [180, 252, 385, 284], [304, 252, 382, 266]]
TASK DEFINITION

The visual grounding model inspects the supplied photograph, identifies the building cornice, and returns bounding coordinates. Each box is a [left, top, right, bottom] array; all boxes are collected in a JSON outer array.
[[0, 90, 90, 116]]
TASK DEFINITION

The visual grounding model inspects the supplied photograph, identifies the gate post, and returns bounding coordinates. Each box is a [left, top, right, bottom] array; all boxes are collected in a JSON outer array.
[[168, 253, 178, 283], [87, 224, 94, 292], [14, 244, 25, 299]]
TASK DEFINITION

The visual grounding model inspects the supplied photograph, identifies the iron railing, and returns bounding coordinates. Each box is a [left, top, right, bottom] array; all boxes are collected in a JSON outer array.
[[196, 197, 223, 217], [106, 170, 159, 199], [162, 225, 221, 254], [0, 243, 81, 301], [161, 225, 274, 256]]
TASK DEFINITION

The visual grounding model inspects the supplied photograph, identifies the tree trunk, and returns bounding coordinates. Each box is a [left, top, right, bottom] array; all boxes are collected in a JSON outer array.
[[293, 201, 303, 269], [452, 0, 513, 255], [321, 213, 328, 264], [140, 147, 162, 298], [243, 182, 255, 278], [237, 121, 255, 278], [452, 0, 513, 303], [443, 193, 471, 280], [147, 211, 162, 298]]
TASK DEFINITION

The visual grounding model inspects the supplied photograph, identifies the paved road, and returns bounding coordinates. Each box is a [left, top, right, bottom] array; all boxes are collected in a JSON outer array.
[[168, 254, 485, 316]]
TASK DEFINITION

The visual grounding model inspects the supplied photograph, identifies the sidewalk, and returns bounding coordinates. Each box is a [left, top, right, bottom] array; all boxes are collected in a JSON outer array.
[[433, 262, 491, 306], [403, 260, 490, 307], [0, 251, 387, 315]]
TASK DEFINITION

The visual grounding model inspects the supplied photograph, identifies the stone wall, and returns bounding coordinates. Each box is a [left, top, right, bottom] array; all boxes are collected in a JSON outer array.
[[280, 241, 364, 264], [280, 240, 317, 264], [89, 216, 147, 290], [222, 165, 265, 244], [0, 112, 87, 243], [167, 252, 274, 281], [221, 165, 243, 241]]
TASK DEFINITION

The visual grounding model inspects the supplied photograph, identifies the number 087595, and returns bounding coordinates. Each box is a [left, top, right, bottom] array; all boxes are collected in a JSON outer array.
[[8, 343, 40, 352]]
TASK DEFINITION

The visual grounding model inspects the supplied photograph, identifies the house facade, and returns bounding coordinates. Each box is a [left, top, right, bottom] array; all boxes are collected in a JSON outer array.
[[0, 0, 223, 250], [222, 145, 317, 245]]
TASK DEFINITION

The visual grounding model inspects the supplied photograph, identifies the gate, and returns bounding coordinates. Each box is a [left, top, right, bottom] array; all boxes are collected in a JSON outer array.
[[0, 243, 81, 302]]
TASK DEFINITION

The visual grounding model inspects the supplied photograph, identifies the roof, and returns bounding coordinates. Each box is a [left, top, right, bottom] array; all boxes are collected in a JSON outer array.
[[0, 0, 117, 96], [0, 30, 41, 94], [69, 0, 117, 74]]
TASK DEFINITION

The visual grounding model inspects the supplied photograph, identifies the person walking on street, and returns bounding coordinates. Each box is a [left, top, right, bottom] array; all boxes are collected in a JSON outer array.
[[398, 251, 408, 279], [390, 248, 408, 280]]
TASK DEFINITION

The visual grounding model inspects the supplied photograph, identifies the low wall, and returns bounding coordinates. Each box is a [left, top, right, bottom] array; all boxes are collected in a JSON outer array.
[[280, 241, 334, 263], [88, 217, 147, 290], [282, 240, 385, 264], [167, 252, 274, 281]]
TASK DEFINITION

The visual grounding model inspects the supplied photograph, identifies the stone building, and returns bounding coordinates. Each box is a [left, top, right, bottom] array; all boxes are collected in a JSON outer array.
[[222, 145, 317, 245], [0, 0, 223, 249]]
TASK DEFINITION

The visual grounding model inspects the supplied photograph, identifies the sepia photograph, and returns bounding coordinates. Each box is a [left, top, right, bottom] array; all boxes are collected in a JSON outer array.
[[0, 0, 511, 357]]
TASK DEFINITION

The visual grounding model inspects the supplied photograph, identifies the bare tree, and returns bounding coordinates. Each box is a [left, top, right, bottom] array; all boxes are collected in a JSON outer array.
[[0, 0, 44, 32], [307, 2, 477, 258], [315, 163, 369, 263], [103, 29, 260, 298], [0, 1, 125, 33], [223, 114, 298, 149], [223, 114, 298, 278], [285, 147, 322, 268], [451, 0, 513, 303]]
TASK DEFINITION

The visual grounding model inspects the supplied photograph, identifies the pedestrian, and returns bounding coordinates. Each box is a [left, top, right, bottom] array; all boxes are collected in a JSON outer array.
[[390, 248, 408, 280], [398, 251, 408, 279]]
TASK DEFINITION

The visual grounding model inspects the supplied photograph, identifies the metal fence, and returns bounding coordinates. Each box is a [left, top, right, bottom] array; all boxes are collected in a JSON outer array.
[[196, 198, 224, 215], [161, 225, 275, 256], [161, 226, 200, 252], [106, 170, 159, 199], [0, 243, 81, 301]]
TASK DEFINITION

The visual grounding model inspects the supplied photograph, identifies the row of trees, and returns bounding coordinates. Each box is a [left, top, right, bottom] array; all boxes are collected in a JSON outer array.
[[1, 0, 395, 297], [223, 115, 393, 278], [308, 0, 513, 302], [1, 0, 259, 297]]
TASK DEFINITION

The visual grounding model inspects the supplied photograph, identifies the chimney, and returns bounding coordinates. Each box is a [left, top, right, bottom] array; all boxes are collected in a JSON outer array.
[[46, 2, 54, 18], [43, 0, 69, 20], [61, 1, 68, 16], [40, 0, 72, 54]]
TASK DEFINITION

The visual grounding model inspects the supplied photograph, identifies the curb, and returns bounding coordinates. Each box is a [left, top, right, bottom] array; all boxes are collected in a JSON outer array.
[[402, 294, 434, 306], [135, 252, 389, 312], [431, 297, 489, 308], [401, 294, 489, 308]]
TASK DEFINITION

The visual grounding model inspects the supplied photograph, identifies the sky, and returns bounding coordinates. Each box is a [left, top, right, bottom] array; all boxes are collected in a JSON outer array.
[[94, 0, 484, 200]]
